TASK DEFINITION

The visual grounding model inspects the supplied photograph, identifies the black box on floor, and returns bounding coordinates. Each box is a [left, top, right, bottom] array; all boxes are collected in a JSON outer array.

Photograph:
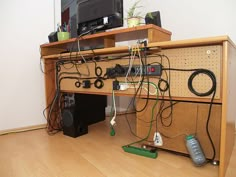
[[62, 107, 88, 138], [75, 93, 107, 125], [62, 93, 107, 138]]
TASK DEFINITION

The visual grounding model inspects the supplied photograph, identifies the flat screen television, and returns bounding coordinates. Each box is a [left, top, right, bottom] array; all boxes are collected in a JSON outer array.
[[77, 0, 123, 35]]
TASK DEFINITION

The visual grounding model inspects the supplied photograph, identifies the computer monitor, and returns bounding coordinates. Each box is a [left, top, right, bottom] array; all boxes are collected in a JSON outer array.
[[77, 0, 123, 35]]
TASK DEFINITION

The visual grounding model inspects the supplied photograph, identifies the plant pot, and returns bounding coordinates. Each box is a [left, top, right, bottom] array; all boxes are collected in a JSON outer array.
[[127, 17, 141, 27]]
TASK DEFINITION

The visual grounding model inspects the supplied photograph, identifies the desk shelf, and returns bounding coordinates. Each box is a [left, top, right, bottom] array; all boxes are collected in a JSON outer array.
[[40, 24, 171, 56]]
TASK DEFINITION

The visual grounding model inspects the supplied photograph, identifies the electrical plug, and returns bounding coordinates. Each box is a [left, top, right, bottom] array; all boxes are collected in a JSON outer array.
[[153, 132, 163, 146], [110, 119, 116, 126]]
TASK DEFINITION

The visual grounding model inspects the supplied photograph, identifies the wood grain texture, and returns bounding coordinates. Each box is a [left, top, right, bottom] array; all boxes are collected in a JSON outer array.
[[1, 115, 235, 177], [40, 24, 171, 48], [148, 28, 171, 43], [43, 60, 61, 131], [219, 41, 236, 177], [136, 99, 221, 160], [41, 36, 231, 60]]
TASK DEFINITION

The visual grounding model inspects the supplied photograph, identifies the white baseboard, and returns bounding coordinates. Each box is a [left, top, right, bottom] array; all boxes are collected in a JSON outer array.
[[0, 124, 46, 135]]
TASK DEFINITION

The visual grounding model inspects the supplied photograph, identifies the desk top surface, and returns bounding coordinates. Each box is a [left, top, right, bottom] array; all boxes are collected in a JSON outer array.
[[41, 35, 235, 60]]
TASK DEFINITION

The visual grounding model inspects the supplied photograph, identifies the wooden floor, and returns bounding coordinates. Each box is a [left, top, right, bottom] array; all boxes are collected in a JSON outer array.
[[0, 115, 235, 177]]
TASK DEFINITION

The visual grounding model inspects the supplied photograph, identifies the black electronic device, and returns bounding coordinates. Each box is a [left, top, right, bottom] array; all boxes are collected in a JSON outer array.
[[62, 107, 88, 138], [77, 0, 123, 35], [48, 32, 58, 43], [145, 11, 162, 27], [61, 93, 107, 138], [75, 93, 107, 125]]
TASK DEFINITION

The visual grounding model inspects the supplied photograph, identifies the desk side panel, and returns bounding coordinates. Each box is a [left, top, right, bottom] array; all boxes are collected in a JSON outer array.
[[219, 41, 236, 177]]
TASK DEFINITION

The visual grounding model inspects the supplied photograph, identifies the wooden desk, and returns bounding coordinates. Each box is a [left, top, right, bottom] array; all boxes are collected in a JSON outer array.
[[40, 25, 235, 177]]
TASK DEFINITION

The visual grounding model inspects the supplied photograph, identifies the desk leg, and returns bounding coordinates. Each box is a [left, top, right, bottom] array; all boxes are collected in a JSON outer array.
[[43, 60, 60, 131]]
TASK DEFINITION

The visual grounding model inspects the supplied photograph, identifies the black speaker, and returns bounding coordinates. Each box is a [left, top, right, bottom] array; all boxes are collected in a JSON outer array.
[[61, 93, 107, 138], [48, 32, 58, 43], [145, 11, 162, 27], [62, 107, 88, 138]]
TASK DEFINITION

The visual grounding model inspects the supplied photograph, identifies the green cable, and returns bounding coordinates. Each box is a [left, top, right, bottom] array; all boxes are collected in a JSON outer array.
[[122, 81, 159, 146], [110, 89, 116, 136]]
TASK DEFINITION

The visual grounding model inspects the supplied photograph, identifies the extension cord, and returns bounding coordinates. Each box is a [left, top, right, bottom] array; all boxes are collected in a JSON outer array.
[[153, 132, 163, 146]]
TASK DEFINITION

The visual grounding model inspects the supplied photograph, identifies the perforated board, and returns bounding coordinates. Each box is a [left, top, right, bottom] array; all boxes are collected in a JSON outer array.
[[159, 45, 221, 99], [59, 45, 222, 101]]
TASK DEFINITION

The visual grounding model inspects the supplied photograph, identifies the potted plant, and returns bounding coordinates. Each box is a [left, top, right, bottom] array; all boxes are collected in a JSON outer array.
[[127, 0, 143, 27]]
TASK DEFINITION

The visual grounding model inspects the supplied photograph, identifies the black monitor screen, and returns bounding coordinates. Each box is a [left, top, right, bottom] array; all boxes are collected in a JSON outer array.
[[77, 0, 123, 35]]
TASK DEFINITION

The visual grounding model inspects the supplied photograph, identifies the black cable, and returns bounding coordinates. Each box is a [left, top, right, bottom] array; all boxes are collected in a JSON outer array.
[[158, 79, 169, 92], [94, 79, 104, 89], [164, 66, 217, 163], [75, 81, 81, 88], [92, 59, 103, 77], [132, 41, 150, 113], [46, 61, 65, 133], [187, 69, 217, 162], [158, 55, 174, 127], [47, 74, 81, 134], [188, 69, 216, 97], [124, 43, 156, 140]]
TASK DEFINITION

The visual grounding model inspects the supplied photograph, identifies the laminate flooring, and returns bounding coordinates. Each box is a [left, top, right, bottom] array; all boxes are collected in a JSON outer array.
[[0, 114, 235, 177]]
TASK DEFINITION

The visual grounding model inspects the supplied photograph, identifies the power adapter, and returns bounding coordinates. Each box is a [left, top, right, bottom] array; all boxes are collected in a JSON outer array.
[[82, 80, 91, 88], [113, 80, 120, 90]]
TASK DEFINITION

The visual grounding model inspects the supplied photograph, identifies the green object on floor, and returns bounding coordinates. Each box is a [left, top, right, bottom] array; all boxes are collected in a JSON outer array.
[[122, 145, 157, 159], [110, 127, 115, 136]]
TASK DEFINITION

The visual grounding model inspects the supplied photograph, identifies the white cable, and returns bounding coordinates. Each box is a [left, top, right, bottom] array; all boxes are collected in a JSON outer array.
[[125, 44, 143, 85], [110, 90, 117, 126], [125, 45, 136, 83], [76, 33, 91, 76], [128, 82, 158, 95]]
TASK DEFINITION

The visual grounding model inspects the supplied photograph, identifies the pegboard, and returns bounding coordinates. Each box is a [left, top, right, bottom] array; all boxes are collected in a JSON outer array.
[[158, 45, 222, 99], [59, 45, 222, 101]]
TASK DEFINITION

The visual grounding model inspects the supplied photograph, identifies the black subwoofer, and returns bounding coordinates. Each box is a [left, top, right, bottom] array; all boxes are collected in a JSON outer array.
[[62, 93, 107, 138], [62, 107, 88, 138]]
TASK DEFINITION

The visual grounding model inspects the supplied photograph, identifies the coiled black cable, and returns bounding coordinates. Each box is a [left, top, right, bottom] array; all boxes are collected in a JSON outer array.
[[164, 67, 217, 163], [188, 69, 217, 163], [188, 69, 216, 97]]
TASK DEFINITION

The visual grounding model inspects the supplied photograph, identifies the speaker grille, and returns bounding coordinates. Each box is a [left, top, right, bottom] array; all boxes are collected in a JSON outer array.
[[62, 109, 74, 127]]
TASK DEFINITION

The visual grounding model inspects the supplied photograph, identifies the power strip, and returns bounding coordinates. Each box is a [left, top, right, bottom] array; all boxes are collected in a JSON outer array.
[[106, 65, 162, 78], [122, 145, 158, 159]]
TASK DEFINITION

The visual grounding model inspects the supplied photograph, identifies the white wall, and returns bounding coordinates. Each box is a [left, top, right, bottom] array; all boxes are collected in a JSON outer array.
[[0, 0, 55, 131], [124, 0, 236, 42]]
